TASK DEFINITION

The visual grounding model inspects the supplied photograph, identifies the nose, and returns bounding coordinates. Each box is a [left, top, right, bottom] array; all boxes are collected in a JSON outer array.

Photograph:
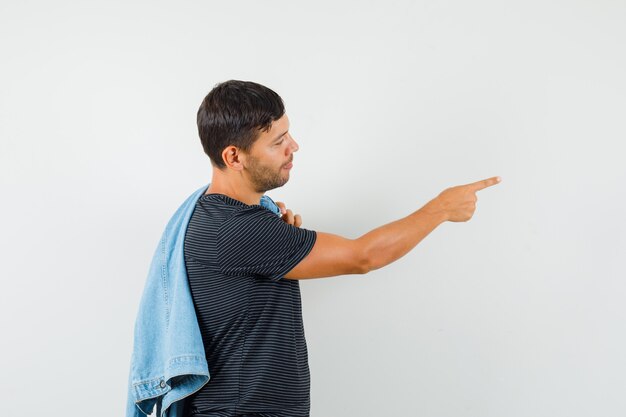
[[287, 135, 299, 154]]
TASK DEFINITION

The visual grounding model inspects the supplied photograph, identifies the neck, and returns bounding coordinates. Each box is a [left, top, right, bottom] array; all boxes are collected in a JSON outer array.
[[205, 168, 263, 206]]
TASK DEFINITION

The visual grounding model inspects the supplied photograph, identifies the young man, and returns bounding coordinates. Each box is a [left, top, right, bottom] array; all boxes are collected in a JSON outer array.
[[182, 80, 501, 417]]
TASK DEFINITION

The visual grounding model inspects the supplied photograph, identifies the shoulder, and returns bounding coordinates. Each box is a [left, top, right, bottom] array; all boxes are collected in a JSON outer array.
[[221, 204, 280, 229]]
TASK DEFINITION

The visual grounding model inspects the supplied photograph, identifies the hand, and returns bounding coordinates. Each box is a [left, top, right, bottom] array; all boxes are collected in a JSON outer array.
[[428, 176, 502, 222], [275, 201, 303, 228]]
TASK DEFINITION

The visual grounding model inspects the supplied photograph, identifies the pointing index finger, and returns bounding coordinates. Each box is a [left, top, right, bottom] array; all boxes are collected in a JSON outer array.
[[468, 176, 502, 192]]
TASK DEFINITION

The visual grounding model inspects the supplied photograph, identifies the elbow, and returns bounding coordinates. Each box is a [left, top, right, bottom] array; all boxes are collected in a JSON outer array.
[[356, 246, 374, 275], [356, 260, 369, 275]]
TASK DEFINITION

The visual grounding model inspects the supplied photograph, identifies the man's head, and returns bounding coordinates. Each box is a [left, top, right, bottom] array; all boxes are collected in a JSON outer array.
[[197, 80, 299, 193]]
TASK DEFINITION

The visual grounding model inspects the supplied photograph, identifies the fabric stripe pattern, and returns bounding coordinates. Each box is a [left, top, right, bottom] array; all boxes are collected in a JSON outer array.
[[182, 193, 317, 417]]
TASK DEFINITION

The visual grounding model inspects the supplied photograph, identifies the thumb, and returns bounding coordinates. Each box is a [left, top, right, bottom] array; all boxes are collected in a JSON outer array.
[[275, 201, 287, 214]]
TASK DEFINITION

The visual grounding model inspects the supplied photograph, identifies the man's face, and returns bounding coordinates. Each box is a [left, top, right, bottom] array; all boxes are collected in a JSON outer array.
[[243, 113, 299, 193]]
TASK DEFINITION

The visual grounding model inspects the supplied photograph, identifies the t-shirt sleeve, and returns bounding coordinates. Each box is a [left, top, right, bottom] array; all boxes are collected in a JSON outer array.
[[217, 206, 317, 281]]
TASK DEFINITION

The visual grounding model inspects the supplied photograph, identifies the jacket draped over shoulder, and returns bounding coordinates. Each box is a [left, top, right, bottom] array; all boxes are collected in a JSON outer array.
[[126, 183, 281, 417]]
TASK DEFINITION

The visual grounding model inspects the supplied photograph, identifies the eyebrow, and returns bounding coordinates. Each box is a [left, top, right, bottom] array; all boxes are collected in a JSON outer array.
[[272, 130, 289, 142]]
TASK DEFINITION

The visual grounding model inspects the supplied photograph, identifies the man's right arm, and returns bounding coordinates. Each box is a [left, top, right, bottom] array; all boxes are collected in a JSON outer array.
[[283, 204, 447, 279], [283, 176, 501, 280]]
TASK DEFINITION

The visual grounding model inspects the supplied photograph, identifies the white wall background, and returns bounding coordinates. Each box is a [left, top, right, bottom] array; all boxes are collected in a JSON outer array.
[[1, 1, 624, 416]]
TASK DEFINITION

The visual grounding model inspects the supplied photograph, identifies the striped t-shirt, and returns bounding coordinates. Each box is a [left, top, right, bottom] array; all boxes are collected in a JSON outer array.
[[182, 193, 317, 417]]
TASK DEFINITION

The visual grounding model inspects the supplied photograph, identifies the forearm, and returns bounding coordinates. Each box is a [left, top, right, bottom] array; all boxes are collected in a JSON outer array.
[[357, 200, 448, 272]]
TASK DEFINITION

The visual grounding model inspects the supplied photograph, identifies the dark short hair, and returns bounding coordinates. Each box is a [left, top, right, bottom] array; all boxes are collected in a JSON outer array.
[[197, 80, 285, 169]]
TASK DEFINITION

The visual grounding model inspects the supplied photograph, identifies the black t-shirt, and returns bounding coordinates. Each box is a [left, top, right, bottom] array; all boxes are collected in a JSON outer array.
[[182, 193, 317, 416]]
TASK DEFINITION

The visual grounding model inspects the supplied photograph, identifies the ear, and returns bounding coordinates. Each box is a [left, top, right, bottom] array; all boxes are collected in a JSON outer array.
[[221, 146, 245, 171]]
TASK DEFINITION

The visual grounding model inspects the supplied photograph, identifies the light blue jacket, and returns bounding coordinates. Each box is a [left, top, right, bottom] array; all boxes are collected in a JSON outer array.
[[126, 183, 281, 417]]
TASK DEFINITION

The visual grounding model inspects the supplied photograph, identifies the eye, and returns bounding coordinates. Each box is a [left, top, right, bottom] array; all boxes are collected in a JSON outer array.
[[276, 139, 284, 145]]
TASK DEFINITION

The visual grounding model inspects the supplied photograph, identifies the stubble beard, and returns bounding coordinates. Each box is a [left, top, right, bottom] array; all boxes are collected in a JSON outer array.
[[246, 154, 289, 193]]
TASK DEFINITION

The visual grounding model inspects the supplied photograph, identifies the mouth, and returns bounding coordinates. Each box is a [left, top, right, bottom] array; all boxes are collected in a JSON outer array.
[[283, 162, 293, 170]]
